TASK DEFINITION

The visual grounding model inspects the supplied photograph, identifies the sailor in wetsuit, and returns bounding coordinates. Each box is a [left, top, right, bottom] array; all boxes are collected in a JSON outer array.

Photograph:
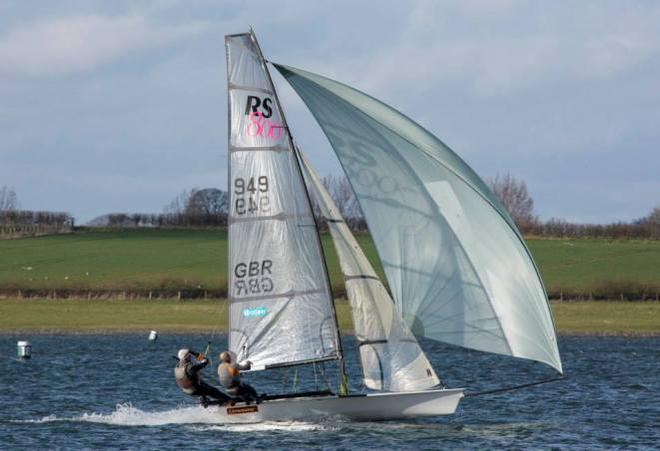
[[174, 348, 232, 407], [217, 351, 259, 403]]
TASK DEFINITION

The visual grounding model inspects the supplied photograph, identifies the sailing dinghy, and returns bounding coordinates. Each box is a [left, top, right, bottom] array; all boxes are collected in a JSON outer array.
[[214, 29, 562, 421]]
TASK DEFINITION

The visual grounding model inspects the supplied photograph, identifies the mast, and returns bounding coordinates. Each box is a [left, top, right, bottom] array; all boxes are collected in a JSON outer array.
[[248, 29, 347, 388]]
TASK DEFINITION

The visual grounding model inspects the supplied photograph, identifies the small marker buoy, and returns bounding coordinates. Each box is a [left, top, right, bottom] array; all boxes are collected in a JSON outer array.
[[148, 330, 158, 341], [17, 341, 32, 359]]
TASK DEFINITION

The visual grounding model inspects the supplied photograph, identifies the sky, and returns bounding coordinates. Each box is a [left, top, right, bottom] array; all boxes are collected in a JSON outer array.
[[1, 0, 659, 224]]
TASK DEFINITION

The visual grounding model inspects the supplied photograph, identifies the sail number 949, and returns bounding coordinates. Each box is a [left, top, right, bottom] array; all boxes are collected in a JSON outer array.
[[234, 176, 270, 215]]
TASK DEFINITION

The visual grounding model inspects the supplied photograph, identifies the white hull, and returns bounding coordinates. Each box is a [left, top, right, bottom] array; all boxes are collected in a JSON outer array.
[[212, 388, 464, 422]]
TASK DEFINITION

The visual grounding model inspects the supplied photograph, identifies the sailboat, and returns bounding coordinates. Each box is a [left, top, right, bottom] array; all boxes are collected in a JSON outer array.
[[215, 29, 562, 421]]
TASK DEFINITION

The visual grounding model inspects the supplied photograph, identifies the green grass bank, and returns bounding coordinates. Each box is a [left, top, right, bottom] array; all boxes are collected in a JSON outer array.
[[0, 229, 658, 299], [0, 298, 353, 333], [0, 298, 658, 335]]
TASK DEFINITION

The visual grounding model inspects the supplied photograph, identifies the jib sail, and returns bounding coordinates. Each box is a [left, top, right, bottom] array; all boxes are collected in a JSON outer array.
[[300, 149, 441, 391]]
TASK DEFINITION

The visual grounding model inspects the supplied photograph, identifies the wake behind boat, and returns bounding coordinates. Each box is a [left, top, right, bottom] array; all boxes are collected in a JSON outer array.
[[186, 28, 563, 422]]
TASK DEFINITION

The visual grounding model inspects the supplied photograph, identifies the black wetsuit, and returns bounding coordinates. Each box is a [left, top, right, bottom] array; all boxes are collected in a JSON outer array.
[[174, 355, 231, 404]]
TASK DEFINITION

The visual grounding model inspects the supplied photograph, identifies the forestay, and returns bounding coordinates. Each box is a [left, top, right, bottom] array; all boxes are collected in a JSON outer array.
[[276, 64, 562, 373], [300, 150, 440, 391], [225, 34, 340, 370]]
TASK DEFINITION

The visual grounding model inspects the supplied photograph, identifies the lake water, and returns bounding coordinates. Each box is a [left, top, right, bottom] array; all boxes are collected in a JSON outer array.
[[1, 334, 658, 449]]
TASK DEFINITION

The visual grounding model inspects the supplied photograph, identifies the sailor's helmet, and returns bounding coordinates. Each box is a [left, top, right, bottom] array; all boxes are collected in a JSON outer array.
[[177, 349, 190, 360], [219, 351, 234, 363]]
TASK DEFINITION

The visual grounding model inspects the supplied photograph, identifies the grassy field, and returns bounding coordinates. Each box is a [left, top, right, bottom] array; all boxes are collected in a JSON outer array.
[[551, 301, 660, 335], [0, 229, 658, 298], [0, 229, 230, 292], [0, 229, 382, 294], [0, 298, 657, 335], [527, 239, 660, 296], [0, 298, 354, 333]]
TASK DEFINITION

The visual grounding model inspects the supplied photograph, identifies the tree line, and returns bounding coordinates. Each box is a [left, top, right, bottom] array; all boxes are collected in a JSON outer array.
[[488, 174, 659, 239], [98, 181, 370, 230], [5, 177, 657, 239], [0, 185, 73, 228], [97, 188, 229, 228], [96, 175, 659, 239]]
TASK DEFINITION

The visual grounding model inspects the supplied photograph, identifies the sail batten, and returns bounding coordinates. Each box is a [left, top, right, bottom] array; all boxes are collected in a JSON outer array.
[[229, 144, 289, 153], [225, 34, 340, 370], [276, 63, 562, 374], [229, 288, 326, 303]]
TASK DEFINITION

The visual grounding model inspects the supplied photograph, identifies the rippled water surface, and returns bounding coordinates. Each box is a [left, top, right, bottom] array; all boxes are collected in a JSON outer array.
[[1, 334, 658, 449]]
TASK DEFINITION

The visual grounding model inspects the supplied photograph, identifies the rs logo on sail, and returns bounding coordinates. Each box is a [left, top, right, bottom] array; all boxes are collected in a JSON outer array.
[[234, 260, 274, 296], [245, 95, 273, 118], [244, 95, 283, 141]]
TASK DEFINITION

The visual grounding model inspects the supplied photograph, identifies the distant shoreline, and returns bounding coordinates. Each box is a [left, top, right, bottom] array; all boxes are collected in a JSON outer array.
[[1, 329, 659, 337], [1, 298, 658, 336]]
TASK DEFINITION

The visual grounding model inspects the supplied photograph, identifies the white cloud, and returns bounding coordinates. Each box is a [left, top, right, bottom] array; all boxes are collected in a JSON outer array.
[[2, 0, 659, 223], [0, 12, 209, 76], [289, 1, 660, 99]]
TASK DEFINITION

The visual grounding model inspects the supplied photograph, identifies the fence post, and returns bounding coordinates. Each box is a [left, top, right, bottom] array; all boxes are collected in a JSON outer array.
[[178, 291, 181, 300], [560, 289, 563, 303]]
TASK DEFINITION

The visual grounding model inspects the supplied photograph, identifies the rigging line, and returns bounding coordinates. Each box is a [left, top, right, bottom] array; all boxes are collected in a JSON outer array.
[[282, 368, 290, 391], [319, 361, 332, 391], [200, 323, 215, 358], [204, 297, 228, 358], [313, 362, 319, 391], [463, 376, 565, 398], [292, 367, 299, 392]]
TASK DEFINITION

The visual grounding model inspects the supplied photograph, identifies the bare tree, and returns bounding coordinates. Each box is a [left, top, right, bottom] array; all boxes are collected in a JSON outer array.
[[322, 175, 361, 219], [0, 185, 19, 212], [161, 187, 229, 227], [131, 213, 142, 227], [185, 188, 228, 216], [487, 173, 536, 230], [163, 189, 191, 214], [647, 206, 660, 238]]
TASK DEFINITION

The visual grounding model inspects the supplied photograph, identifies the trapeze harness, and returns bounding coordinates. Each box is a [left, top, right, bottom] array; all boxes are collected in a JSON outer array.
[[217, 362, 241, 394], [174, 360, 205, 395]]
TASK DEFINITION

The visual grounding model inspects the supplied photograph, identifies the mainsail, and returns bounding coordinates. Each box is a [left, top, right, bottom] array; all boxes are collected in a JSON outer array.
[[300, 150, 440, 391], [225, 34, 340, 370], [275, 64, 563, 373]]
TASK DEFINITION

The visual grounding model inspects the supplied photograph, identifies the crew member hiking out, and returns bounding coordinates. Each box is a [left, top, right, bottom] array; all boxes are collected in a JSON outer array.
[[218, 351, 259, 403], [174, 348, 232, 407]]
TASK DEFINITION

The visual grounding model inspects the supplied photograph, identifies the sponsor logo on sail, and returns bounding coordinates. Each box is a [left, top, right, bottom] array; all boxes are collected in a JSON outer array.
[[243, 307, 268, 318]]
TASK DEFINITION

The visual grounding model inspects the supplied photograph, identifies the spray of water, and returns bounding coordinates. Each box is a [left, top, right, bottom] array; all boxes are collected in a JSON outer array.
[[10, 403, 333, 432]]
